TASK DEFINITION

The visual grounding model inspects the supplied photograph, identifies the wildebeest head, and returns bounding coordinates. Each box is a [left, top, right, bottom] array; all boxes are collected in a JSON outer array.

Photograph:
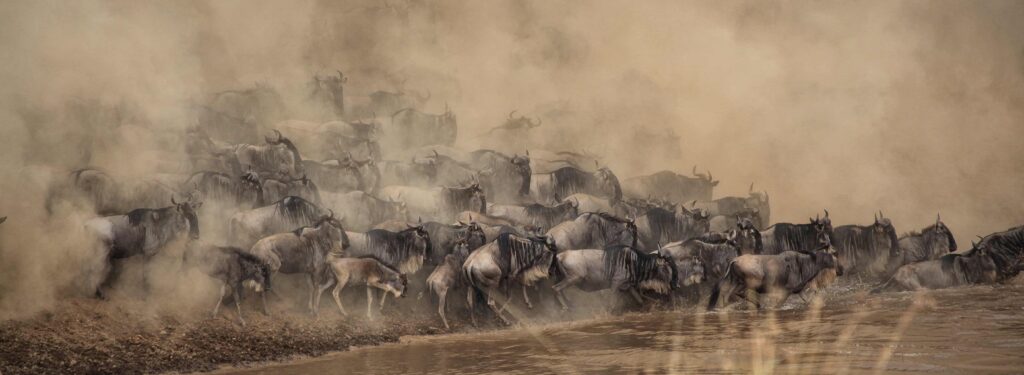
[[313, 71, 347, 113], [748, 182, 768, 204], [457, 220, 487, 250], [931, 214, 958, 252], [504, 110, 542, 129], [959, 245, 998, 284], [406, 222, 433, 260], [316, 210, 350, 251], [734, 218, 763, 253], [412, 155, 439, 181], [809, 210, 834, 236], [385, 196, 410, 222], [873, 210, 900, 258], [692, 166, 720, 187], [382, 272, 408, 298], [172, 196, 202, 240]]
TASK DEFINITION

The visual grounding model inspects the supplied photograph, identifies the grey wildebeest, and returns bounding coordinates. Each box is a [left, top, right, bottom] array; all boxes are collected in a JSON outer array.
[[183, 170, 265, 209], [84, 197, 201, 299], [378, 183, 486, 222], [551, 245, 680, 311], [693, 218, 764, 255], [192, 129, 304, 180], [463, 232, 557, 325], [469, 149, 532, 203], [379, 157, 437, 187], [322, 255, 408, 318], [622, 167, 718, 204], [247, 212, 349, 315], [759, 211, 834, 255], [261, 174, 321, 205], [970, 225, 1024, 282], [634, 206, 711, 251], [561, 193, 635, 218], [455, 211, 517, 228], [320, 191, 408, 232], [531, 164, 622, 206], [707, 243, 842, 310], [309, 71, 346, 118], [872, 247, 997, 292], [832, 211, 900, 278], [414, 221, 487, 266], [367, 88, 430, 115], [302, 159, 373, 193], [661, 237, 742, 286], [390, 105, 457, 148], [545, 212, 638, 252], [183, 243, 271, 325], [487, 200, 579, 230], [228, 196, 326, 248], [887, 215, 958, 271]]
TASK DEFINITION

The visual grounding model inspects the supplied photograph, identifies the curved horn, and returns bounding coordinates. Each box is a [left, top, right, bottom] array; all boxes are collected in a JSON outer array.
[[824, 209, 829, 218], [937, 213, 941, 223], [509, 110, 517, 119], [433, 149, 439, 158], [707, 170, 713, 182], [273, 129, 283, 141], [749, 182, 754, 194], [692, 165, 697, 176], [171, 196, 177, 205], [878, 210, 884, 219], [337, 70, 346, 83]]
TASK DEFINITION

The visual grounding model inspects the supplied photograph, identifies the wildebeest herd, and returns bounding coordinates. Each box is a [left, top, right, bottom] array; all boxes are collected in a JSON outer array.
[[39, 72, 1024, 328]]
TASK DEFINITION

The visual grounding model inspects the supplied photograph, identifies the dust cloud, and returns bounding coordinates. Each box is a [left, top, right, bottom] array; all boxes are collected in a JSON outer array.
[[0, 0, 1022, 317]]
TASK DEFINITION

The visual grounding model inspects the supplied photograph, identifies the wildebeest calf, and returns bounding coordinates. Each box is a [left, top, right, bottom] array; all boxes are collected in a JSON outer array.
[[185, 243, 271, 325], [322, 255, 407, 318]]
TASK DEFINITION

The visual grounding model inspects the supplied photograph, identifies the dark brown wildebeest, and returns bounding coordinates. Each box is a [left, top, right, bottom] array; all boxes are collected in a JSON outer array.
[[463, 232, 557, 325], [622, 167, 718, 204], [832, 211, 900, 278], [635, 206, 711, 251], [759, 211, 834, 255], [184, 243, 271, 325], [246, 212, 349, 315], [707, 237, 841, 310], [84, 197, 201, 299], [322, 255, 407, 318], [531, 164, 622, 206]]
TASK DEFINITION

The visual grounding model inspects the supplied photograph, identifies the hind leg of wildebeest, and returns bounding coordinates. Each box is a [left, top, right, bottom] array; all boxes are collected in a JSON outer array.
[[232, 285, 247, 325], [437, 287, 450, 329], [366, 286, 376, 319], [212, 284, 228, 319], [331, 276, 350, 316], [94, 255, 117, 300], [521, 285, 534, 310], [552, 276, 582, 311], [486, 286, 513, 325], [466, 287, 477, 326], [305, 273, 320, 315]]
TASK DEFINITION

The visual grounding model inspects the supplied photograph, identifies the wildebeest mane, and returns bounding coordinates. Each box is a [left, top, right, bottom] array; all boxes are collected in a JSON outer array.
[[763, 222, 826, 254], [496, 232, 549, 280], [976, 226, 1024, 281], [642, 207, 685, 242], [550, 166, 593, 200], [274, 196, 321, 226], [602, 245, 672, 286], [364, 228, 431, 269]]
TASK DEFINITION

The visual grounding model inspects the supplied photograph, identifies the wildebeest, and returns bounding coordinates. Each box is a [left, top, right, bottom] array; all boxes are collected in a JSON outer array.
[[970, 225, 1024, 281], [485, 110, 542, 134], [707, 244, 842, 310], [302, 159, 371, 193], [546, 212, 638, 251], [832, 211, 900, 278], [84, 197, 201, 299], [379, 157, 437, 187], [622, 167, 718, 204], [309, 71, 346, 118], [694, 182, 770, 230], [184, 171, 265, 209], [275, 119, 380, 162], [759, 211, 834, 255], [378, 183, 486, 222], [531, 164, 622, 205], [183, 243, 271, 325], [561, 193, 635, 218], [246, 212, 349, 315], [261, 174, 321, 205], [463, 232, 557, 325], [366, 89, 430, 117], [487, 200, 579, 229], [693, 218, 763, 255], [415, 221, 487, 266], [872, 247, 997, 292], [551, 246, 679, 310], [427, 239, 476, 329], [469, 149, 532, 203], [390, 106, 457, 148], [238, 129, 304, 178], [888, 215, 958, 271], [661, 238, 741, 285], [228, 196, 326, 248], [46, 168, 122, 215], [198, 83, 286, 143], [634, 206, 711, 250], [455, 211, 517, 227], [320, 191, 408, 232], [321, 255, 408, 318], [344, 225, 432, 275]]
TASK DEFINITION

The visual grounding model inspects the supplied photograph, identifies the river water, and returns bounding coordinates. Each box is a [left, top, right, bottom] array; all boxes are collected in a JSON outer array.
[[224, 284, 1024, 374]]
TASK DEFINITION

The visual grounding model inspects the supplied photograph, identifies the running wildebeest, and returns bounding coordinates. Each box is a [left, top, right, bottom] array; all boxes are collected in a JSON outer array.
[[487, 200, 579, 230], [183, 243, 271, 325], [322, 255, 408, 318], [469, 149, 532, 203], [184, 170, 265, 209], [379, 157, 437, 187], [367, 88, 430, 115], [634, 205, 711, 250], [84, 197, 201, 299], [320, 191, 408, 232], [192, 129, 304, 179], [531, 164, 622, 206], [378, 183, 486, 222], [414, 221, 487, 266], [275, 119, 380, 162], [707, 239, 842, 310], [661, 237, 742, 286], [426, 150, 493, 188], [344, 224, 432, 275], [708, 206, 763, 233], [463, 232, 558, 325], [390, 105, 457, 148], [545, 212, 638, 251], [198, 83, 286, 143], [832, 211, 900, 278], [970, 225, 1024, 281], [887, 215, 958, 271], [872, 246, 997, 292], [693, 218, 763, 255], [551, 245, 679, 311], [622, 167, 719, 204], [428, 239, 476, 329], [759, 211, 834, 255], [261, 174, 321, 205], [247, 212, 349, 315], [228, 196, 326, 248]]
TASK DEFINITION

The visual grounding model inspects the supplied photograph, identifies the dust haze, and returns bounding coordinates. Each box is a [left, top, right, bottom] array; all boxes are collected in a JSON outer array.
[[1, 0, 1022, 317]]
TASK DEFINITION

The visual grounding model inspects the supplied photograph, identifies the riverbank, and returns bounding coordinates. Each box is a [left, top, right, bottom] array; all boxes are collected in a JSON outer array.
[[0, 298, 449, 374]]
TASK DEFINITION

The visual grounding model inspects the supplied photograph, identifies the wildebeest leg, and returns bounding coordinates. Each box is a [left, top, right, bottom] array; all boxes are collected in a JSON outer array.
[[261, 290, 271, 316], [379, 290, 388, 311], [142, 254, 154, 297], [486, 286, 513, 325], [552, 276, 582, 311], [521, 285, 533, 310], [331, 277, 349, 316], [95, 253, 116, 300], [232, 285, 246, 326], [305, 273, 318, 315], [212, 284, 227, 319], [366, 286, 375, 319], [628, 288, 646, 306], [437, 287, 450, 329], [466, 287, 477, 327]]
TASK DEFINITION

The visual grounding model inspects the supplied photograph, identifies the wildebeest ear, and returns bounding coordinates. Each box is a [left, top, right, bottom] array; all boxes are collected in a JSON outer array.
[[417, 216, 422, 224]]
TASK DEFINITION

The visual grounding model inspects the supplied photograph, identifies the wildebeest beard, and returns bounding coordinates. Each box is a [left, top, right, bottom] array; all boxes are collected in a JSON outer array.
[[603, 245, 676, 288], [274, 196, 322, 227], [363, 228, 431, 273], [495, 233, 552, 282]]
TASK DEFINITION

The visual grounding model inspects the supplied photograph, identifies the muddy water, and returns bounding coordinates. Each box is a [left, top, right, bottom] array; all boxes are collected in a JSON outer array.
[[224, 284, 1024, 374]]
